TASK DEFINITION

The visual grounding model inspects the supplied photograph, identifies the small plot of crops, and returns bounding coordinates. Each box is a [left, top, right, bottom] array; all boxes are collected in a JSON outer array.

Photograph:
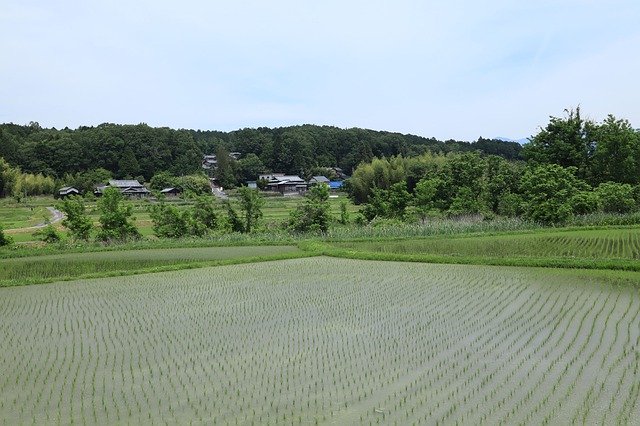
[[336, 227, 640, 261], [0, 258, 639, 424], [0, 245, 301, 285]]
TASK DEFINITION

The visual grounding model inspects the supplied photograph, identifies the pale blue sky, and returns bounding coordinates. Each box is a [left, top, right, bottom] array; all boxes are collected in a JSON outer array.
[[1, 0, 639, 140]]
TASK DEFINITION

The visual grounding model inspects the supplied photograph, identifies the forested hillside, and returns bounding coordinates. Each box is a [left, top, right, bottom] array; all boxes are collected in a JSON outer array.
[[0, 122, 521, 180]]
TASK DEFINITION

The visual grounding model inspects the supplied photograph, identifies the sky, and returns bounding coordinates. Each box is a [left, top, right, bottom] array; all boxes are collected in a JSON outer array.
[[1, 0, 639, 141]]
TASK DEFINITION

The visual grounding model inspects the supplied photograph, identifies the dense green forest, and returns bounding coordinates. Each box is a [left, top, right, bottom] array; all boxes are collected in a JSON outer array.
[[0, 122, 521, 182]]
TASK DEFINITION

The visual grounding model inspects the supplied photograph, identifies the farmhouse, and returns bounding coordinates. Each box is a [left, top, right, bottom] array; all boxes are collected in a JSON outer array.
[[160, 187, 181, 197], [57, 186, 80, 198], [202, 152, 241, 175], [260, 174, 308, 195], [95, 179, 151, 198], [308, 176, 330, 185]]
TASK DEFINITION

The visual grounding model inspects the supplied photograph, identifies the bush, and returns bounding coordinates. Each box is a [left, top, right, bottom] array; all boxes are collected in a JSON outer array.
[[596, 182, 635, 214], [0, 223, 13, 247], [497, 192, 524, 218], [570, 191, 599, 215], [150, 202, 189, 238], [33, 222, 62, 244]]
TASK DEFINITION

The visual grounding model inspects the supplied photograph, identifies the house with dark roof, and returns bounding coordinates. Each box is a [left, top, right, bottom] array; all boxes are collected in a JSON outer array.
[[202, 152, 241, 175], [260, 174, 308, 195], [160, 187, 182, 197], [95, 179, 151, 198], [57, 186, 81, 198], [309, 176, 330, 185]]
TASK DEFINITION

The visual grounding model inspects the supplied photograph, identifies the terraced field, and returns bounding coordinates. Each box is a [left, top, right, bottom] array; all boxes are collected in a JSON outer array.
[[0, 245, 303, 286], [333, 227, 640, 270], [1, 258, 638, 424]]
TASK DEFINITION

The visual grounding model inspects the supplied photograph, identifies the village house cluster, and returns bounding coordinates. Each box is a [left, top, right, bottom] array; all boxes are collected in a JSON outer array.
[[58, 153, 347, 198]]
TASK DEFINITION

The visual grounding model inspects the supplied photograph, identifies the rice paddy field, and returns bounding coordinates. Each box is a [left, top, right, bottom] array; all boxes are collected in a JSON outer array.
[[1, 257, 639, 425]]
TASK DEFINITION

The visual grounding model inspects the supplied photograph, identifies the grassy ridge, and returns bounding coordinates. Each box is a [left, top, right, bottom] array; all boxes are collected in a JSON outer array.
[[0, 245, 307, 287]]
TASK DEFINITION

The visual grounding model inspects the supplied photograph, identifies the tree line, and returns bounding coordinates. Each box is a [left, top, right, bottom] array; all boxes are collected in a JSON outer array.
[[0, 121, 521, 188], [347, 108, 640, 225], [24, 183, 330, 247]]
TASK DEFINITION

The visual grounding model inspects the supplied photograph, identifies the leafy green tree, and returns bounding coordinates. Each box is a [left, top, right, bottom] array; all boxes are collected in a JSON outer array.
[[118, 146, 140, 178], [214, 146, 237, 189], [348, 156, 407, 204], [237, 187, 264, 233], [595, 182, 636, 213], [237, 153, 266, 182], [387, 181, 412, 219], [360, 187, 390, 221], [149, 171, 177, 191], [520, 164, 584, 224], [57, 196, 93, 240], [413, 177, 445, 219], [225, 202, 244, 233], [447, 187, 482, 217], [339, 200, 350, 225], [497, 192, 524, 217], [633, 185, 640, 210], [96, 187, 141, 242], [191, 196, 219, 233], [63, 168, 112, 194], [177, 174, 211, 196], [0, 157, 20, 198], [523, 107, 590, 177], [480, 156, 522, 213], [288, 183, 332, 233], [570, 191, 599, 215], [589, 115, 639, 184]]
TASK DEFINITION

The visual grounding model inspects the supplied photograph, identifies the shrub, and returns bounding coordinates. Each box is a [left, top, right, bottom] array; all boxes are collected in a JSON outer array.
[[596, 182, 636, 213], [33, 222, 62, 244], [150, 202, 189, 238], [0, 223, 13, 247], [570, 191, 599, 215]]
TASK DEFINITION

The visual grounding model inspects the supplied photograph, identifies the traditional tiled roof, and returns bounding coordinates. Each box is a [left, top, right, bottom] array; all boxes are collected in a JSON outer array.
[[108, 179, 144, 188]]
